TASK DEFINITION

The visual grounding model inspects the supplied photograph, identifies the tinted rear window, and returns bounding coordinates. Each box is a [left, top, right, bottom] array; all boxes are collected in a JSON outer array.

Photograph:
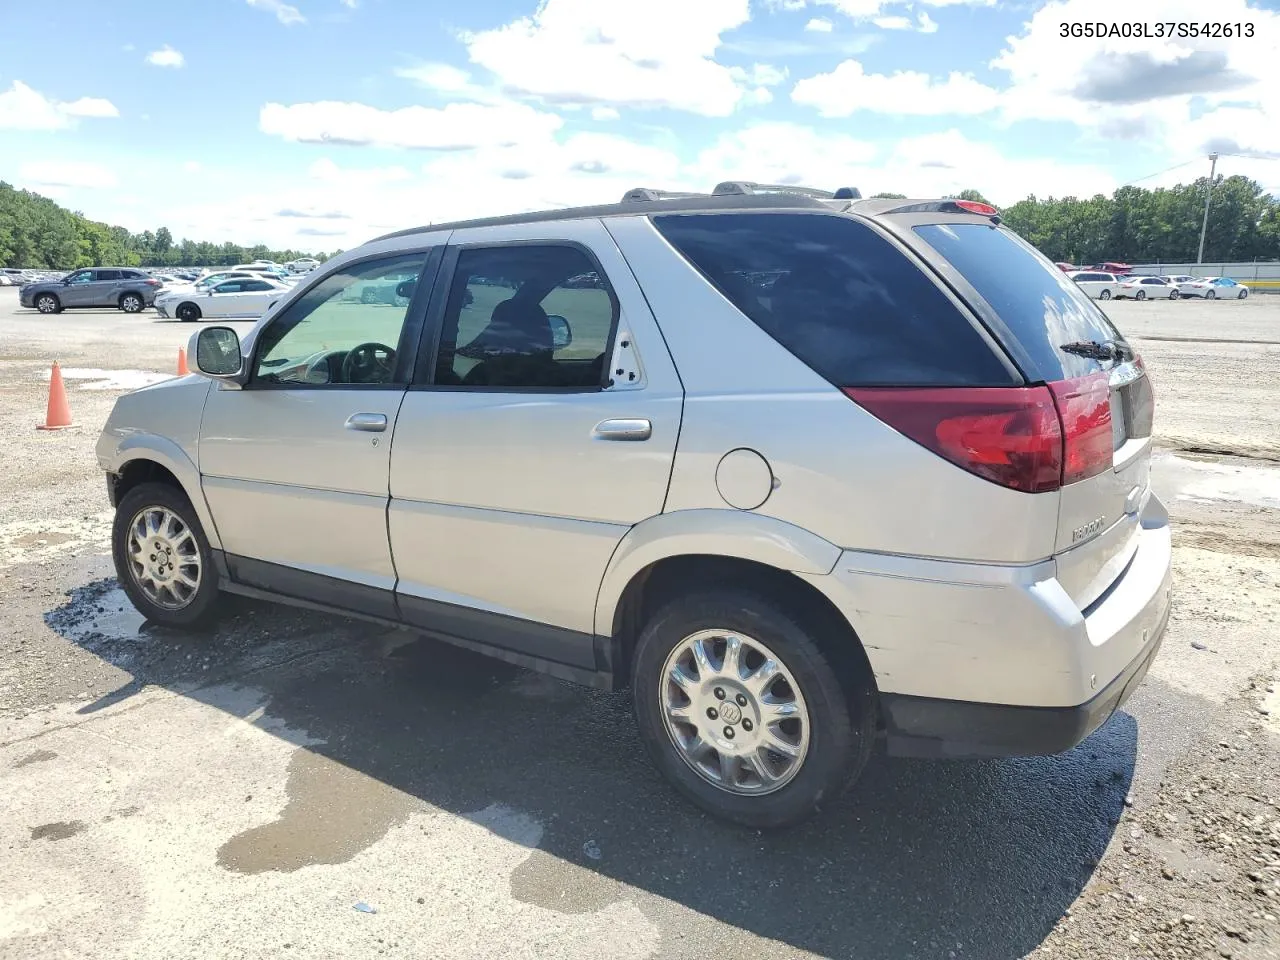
[[653, 213, 1015, 387], [912, 223, 1126, 381]]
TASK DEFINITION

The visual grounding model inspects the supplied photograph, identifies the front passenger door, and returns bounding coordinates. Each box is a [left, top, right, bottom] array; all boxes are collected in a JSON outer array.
[[198, 249, 440, 615]]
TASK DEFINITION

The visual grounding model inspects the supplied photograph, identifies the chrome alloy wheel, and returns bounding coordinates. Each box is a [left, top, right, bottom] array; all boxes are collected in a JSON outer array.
[[126, 506, 201, 609], [660, 629, 810, 795]]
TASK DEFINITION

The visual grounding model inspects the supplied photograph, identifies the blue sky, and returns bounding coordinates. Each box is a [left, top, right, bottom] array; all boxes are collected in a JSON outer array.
[[2, 0, 1277, 253]]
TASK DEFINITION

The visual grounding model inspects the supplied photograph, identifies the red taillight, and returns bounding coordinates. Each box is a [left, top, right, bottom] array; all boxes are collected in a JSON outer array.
[[954, 199, 999, 216], [1048, 372, 1112, 484], [146, 279, 160, 286], [844, 386, 1063, 493]]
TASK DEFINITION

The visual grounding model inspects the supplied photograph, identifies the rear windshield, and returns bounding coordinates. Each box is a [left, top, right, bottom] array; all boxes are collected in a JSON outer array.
[[912, 223, 1126, 381], [653, 213, 1015, 387]]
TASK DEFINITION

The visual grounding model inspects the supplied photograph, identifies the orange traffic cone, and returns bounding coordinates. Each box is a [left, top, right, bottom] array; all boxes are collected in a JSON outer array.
[[177, 347, 189, 376], [37, 362, 74, 431]]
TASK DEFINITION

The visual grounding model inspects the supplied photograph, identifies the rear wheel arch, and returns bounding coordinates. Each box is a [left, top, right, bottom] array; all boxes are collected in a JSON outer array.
[[609, 554, 877, 697]]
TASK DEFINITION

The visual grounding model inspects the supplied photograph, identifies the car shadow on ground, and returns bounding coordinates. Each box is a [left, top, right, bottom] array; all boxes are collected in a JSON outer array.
[[45, 578, 1136, 960]]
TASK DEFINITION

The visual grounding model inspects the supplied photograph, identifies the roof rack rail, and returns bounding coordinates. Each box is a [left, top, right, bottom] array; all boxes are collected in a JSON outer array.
[[711, 181, 861, 200], [620, 187, 713, 203]]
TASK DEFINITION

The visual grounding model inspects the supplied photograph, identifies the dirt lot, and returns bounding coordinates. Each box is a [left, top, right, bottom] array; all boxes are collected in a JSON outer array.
[[2, 288, 1279, 960]]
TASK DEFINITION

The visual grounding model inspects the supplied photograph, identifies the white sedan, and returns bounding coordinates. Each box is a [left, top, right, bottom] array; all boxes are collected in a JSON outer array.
[[1176, 277, 1250, 300], [155, 277, 291, 321], [1114, 276, 1179, 300]]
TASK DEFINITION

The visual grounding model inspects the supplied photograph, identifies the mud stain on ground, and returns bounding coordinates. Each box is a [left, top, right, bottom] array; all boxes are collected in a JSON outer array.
[[11, 749, 57, 769], [216, 750, 418, 874], [30, 821, 86, 841]]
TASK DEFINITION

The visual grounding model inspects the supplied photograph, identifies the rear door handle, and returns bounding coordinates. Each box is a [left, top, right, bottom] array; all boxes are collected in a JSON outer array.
[[593, 418, 651, 441], [345, 413, 388, 433]]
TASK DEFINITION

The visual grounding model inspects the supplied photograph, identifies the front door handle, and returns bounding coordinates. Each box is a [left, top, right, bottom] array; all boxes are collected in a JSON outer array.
[[345, 413, 388, 433], [593, 418, 651, 441]]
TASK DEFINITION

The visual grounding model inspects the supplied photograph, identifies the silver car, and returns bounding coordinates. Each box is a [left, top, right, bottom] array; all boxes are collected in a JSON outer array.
[[96, 185, 1172, 827]]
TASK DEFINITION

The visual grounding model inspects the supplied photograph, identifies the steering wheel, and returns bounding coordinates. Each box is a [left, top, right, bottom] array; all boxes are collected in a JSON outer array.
[[342, 342, 396, 384]]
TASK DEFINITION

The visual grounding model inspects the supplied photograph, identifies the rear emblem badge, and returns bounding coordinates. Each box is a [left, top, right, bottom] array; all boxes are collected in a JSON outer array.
[[1072, 516, 1105, 543]]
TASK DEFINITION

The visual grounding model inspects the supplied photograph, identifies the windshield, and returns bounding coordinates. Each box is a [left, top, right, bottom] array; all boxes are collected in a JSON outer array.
[[912, 222, 1126, 381]]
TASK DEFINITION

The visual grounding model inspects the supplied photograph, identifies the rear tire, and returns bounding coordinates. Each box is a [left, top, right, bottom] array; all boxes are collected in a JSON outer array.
[[119, 292, 144, 313], [176, 302, 201, 322], [1099, 289, 1111, 300], [632, 587, 875, 829], [1169, 288, 1179, 300], [35, 293, 61, 314], [112, 482, 221, 628], [1206, 289, 1216, 300], [1135, 290, 1146, 301]]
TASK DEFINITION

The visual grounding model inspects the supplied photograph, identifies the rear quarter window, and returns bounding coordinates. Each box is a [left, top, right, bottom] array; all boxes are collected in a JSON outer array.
[[652, 212, 1015, 387], [912, 223, 1127, 381]]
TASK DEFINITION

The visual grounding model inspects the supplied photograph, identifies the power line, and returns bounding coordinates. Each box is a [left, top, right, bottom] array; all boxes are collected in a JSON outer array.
[[1216, 152, 1280, 162], [1120, 158, 1202, 187]]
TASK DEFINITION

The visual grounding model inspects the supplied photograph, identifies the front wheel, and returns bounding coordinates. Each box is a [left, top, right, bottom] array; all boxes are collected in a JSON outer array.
[[35, 293, 61, 314], [632, 588, 875, 829], [1239, 288, 1248, 300], [176, 302, 202, 322], [112, 482, 221, 627], [120, 293, 144, 313], [1099, 289, 1112, 300]]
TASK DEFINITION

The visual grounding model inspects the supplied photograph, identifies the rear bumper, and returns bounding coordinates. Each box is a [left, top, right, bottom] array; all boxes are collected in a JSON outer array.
[[880, 599, 1167, 758], [799, 492, 1173, 757]]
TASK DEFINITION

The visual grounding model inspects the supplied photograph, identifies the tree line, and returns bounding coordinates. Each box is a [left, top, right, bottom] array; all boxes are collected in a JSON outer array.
[[888, 176, 1280, 264], [0, 182, 333, 269], [5, 174, 1278, 272]]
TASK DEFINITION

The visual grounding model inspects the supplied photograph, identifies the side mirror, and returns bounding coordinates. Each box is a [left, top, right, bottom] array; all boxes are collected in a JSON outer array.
[[547, 314, 572, 351], [62, 277, 73, 285], [191, 326, 244, 382]]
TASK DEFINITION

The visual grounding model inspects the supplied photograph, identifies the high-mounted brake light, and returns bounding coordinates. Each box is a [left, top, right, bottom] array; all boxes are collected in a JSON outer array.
[[953, 200, 999, 216]]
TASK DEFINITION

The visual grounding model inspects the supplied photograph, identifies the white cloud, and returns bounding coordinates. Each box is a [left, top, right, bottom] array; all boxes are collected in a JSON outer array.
[[246, 0, 305, 25], [339, 0, 358, 6], [0, 81, 119, 130], [462, 0, 759, 116], [146, 45, 185, 68], [259, 99, 563, 150], [733, 63, 789, 86], [805, 17, 834, 31], [792, 60, 1002, 117], [813, 0, 991, 18], [872, 15, 911, 29], [183, 161, 203, 173], [395, 62, 475, 95], [992, 0, 1280, 151], [18, 160, 118, 189], [591, 106, 621, 121], [691, 122, 878, 188], [917, 11, 938, 32]]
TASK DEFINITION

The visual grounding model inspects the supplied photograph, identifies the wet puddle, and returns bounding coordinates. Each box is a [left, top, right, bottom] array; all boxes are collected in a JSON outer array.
[[1151, 452, 1280, 510]]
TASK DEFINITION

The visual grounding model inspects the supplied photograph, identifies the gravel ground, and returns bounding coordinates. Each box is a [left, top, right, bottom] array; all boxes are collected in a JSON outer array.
[[2, 288, 1280, 959]]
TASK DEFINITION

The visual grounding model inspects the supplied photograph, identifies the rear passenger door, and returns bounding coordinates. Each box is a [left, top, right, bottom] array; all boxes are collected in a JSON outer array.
[[388, 219, 684, 670], [89, 269, 122, 306]]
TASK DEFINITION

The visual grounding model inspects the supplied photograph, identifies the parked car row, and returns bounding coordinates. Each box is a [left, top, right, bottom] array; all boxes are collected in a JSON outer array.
[[1066, 270, 1251, 301]]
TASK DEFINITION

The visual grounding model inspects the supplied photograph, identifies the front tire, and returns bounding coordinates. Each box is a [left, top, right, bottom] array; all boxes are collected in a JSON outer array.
[[176, 302, 202, 322], [1239, 288, 1248, 299], [112, 482, 221, 628], [119, 293, 144, 313], [1099, 289, 1111, 300], [632, 588, 875, 829], [35, 293, 61, 314]]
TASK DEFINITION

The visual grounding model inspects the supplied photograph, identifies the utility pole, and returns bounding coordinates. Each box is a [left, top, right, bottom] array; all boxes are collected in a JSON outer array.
[[1196, 152, 1218, 265]]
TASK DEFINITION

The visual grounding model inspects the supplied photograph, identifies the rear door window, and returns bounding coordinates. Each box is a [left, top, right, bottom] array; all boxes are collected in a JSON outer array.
[[653, 213, 1015, 387], [911, 223, 1127, 381], [97, 269, 122, 281]]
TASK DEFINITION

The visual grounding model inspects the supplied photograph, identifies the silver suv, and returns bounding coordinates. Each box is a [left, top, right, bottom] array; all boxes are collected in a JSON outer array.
[[21, 267, 163, 313], [97, 184, 1173, 827]]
